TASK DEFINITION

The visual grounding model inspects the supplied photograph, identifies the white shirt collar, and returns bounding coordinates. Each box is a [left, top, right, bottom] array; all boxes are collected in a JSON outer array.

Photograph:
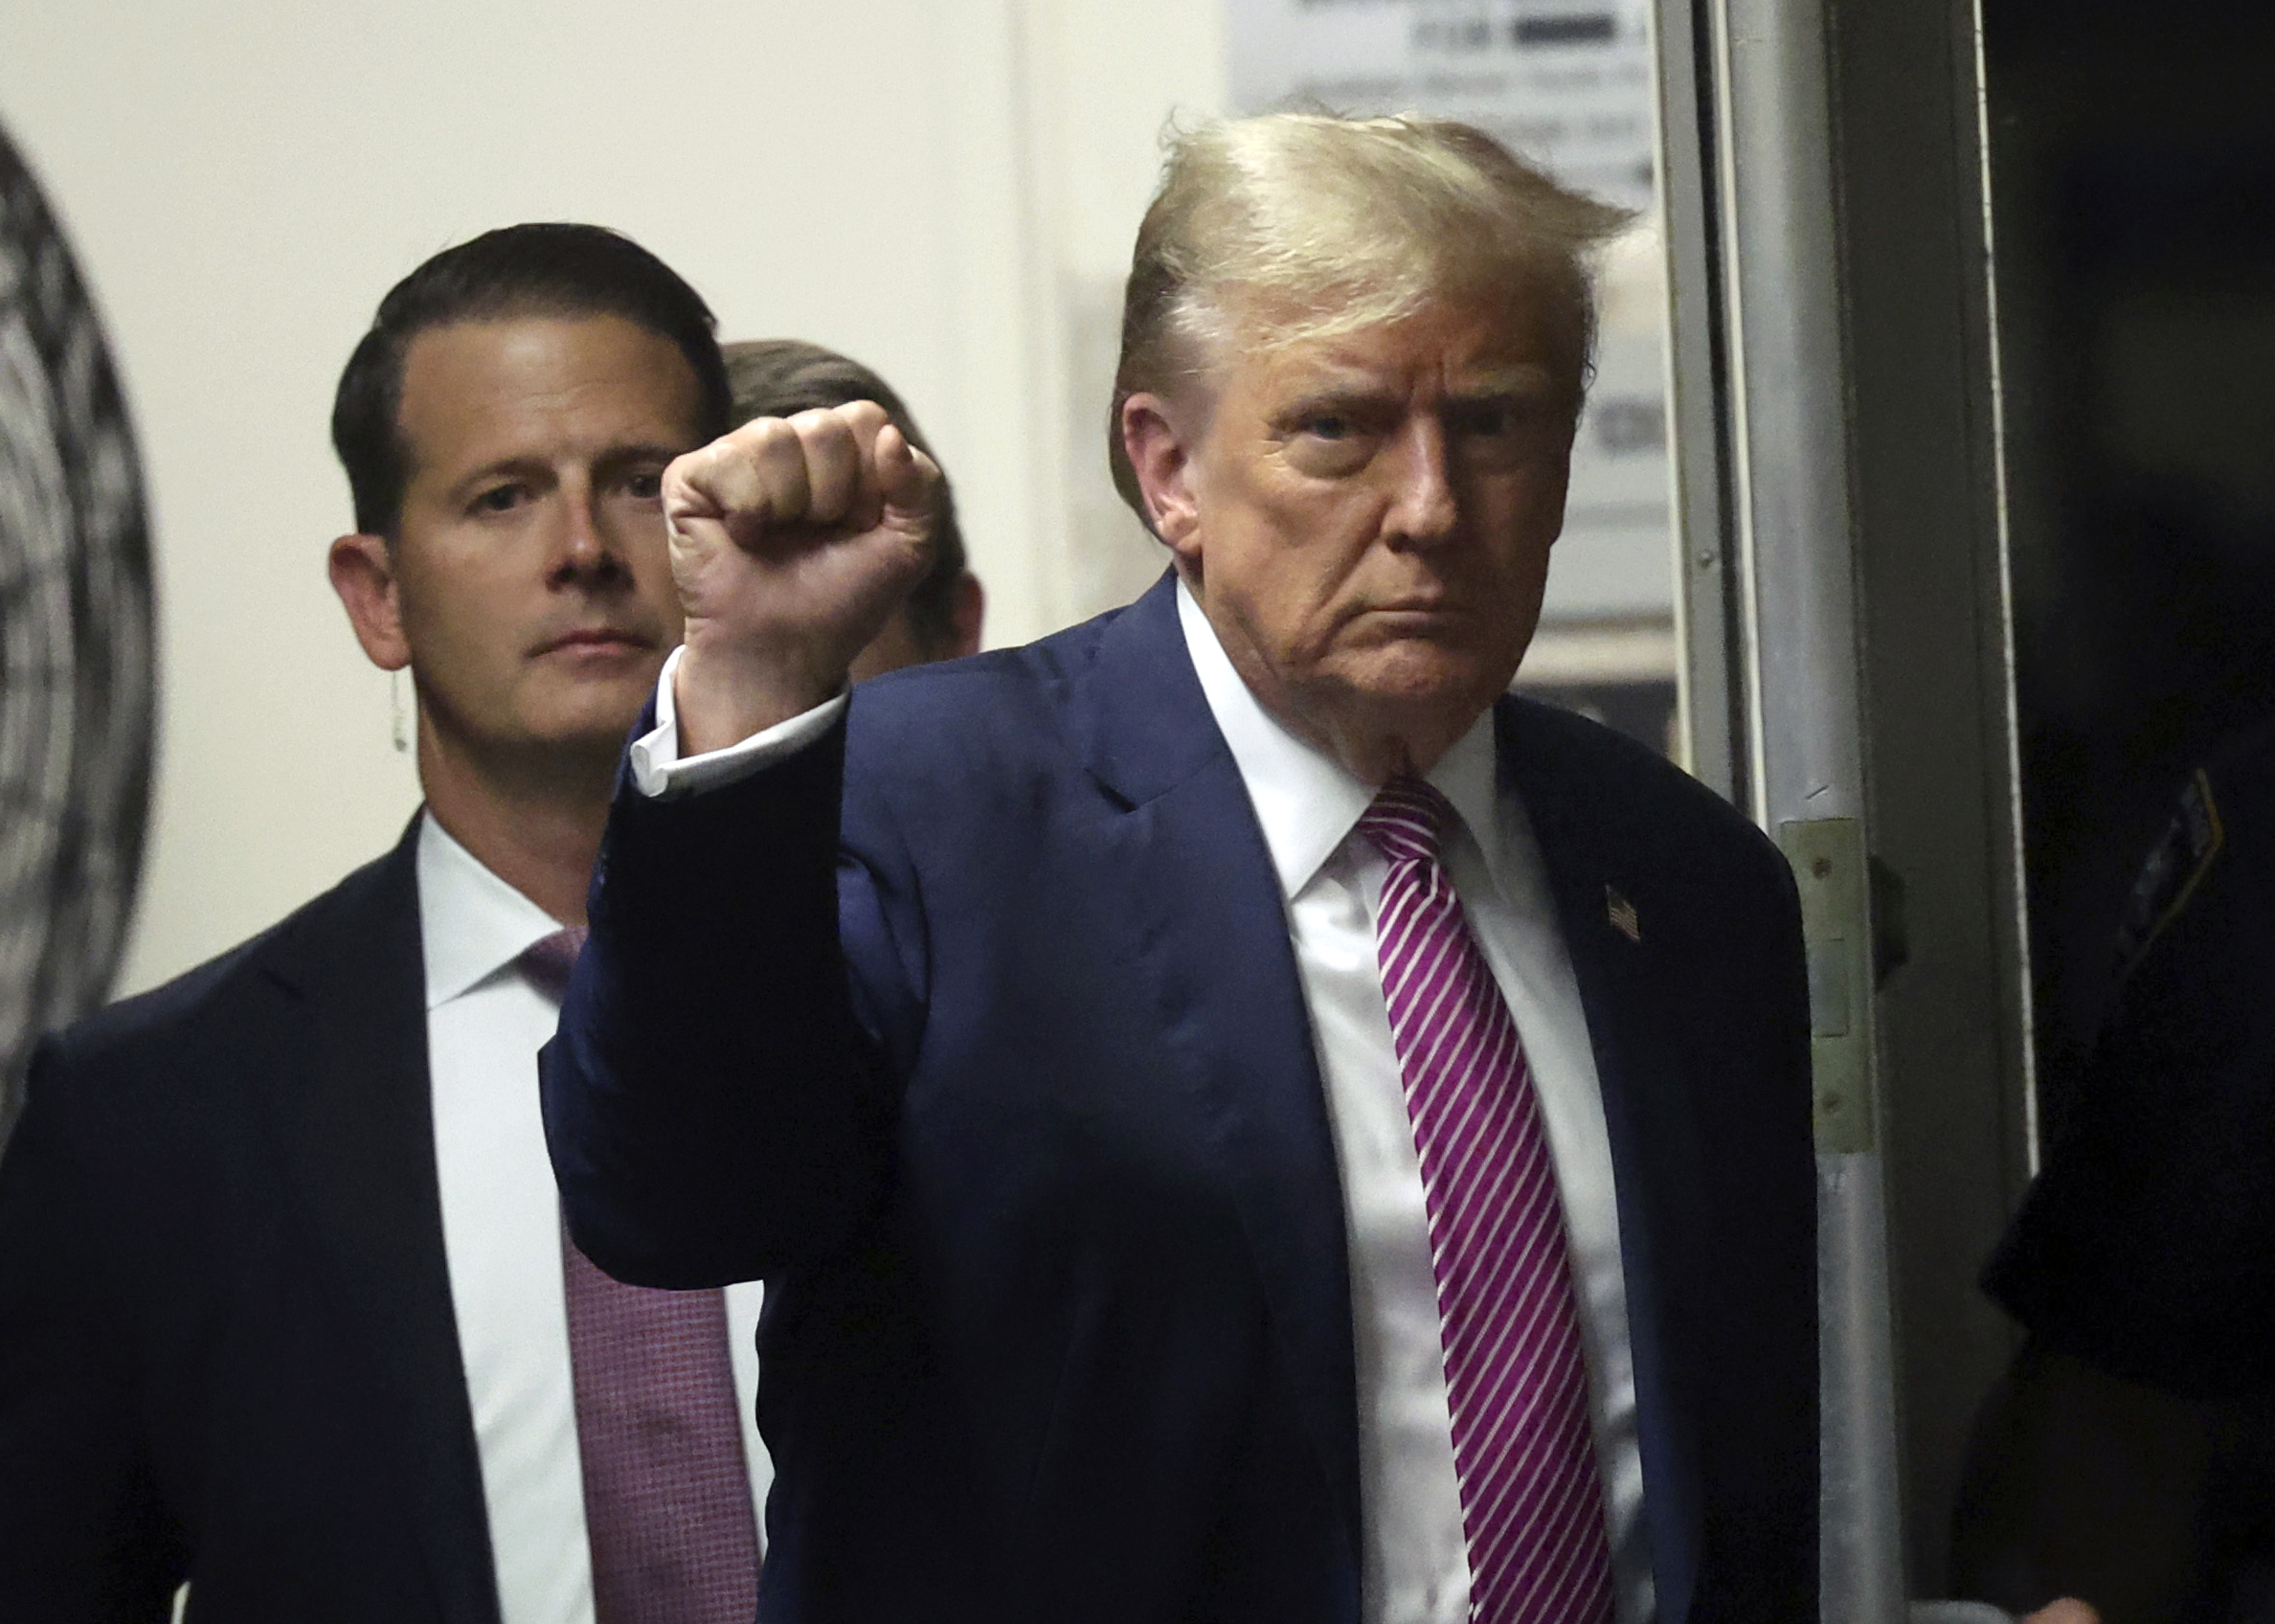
[[1174, 578, 1504, 900], [416, 812, 571, 1010]]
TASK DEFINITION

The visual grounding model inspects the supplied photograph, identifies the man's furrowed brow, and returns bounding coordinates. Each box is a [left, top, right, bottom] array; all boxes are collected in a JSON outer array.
[[445, 455, 552, 502], [1447, 364, 1561, 402], [1273, 380, 1402, 422], [444, 441, 683, 499], [1283, 382, 1385, 407], [591, 441, 687, 475]]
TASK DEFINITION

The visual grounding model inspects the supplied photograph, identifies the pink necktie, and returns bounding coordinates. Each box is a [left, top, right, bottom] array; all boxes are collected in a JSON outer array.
[[1359, 780, 1616, 1624], [522, 929, 761, 1624]]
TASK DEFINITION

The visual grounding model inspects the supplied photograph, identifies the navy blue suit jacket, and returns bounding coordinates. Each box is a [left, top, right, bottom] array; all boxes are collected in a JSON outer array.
[[545, 575, 1817, 1623], [0, 825, 506, 1623]]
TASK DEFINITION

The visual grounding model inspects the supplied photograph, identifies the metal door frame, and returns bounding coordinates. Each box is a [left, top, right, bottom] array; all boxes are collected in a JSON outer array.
[[1653, 0, 2038, 1607]]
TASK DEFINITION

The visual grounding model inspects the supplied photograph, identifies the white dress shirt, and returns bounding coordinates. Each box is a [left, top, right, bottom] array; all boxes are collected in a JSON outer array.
[[1171, 586, 1652, 1624], [629, 590, 1652, 1623], [417, 816, 770, 1624]]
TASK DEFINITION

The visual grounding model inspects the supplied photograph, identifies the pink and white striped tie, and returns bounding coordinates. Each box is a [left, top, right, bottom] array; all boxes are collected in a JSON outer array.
[[1360, 778, 1616, 1624]]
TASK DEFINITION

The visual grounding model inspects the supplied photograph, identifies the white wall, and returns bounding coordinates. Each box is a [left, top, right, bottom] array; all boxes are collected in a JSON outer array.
[[0, 0, 1225, 995]]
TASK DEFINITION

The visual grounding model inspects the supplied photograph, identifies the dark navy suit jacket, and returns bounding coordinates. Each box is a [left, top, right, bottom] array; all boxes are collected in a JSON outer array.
[[545, 574, 1817, 1623], [0, 824, 506, 1623]]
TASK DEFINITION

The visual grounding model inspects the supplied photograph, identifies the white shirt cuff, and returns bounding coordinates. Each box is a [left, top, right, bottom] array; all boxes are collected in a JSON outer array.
[[629, 645, 851, 800]]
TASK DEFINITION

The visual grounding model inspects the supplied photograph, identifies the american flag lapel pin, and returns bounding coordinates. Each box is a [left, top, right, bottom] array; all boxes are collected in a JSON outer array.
[[1605, 885, 1641, 943]]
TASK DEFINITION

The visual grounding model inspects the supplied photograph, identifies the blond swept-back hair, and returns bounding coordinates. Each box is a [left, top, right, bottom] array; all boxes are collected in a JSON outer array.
[[1108, 111, 1633, 518]]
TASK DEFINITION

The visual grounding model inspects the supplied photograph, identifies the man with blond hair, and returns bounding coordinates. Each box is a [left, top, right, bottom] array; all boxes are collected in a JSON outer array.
[[545, 114, 1817, 1622]]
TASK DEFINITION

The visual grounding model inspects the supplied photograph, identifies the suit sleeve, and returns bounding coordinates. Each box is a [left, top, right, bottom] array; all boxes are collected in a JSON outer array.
[[1729, 833, 1820, 1617], [0, 1039, 186, 1621], [543, 715, 908, 1289], [1984, 999, 2275, 1399], [1983, 761, 2275, 1401]]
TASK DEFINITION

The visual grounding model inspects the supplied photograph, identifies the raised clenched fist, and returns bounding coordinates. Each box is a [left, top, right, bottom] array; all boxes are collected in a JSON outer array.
[[664, 399, 940, 752]]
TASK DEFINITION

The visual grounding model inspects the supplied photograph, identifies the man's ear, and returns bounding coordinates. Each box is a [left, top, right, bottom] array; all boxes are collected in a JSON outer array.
[[1120, 392, 1204, 564], [944, 571, 985, 660], [328, 532, 411, 671]]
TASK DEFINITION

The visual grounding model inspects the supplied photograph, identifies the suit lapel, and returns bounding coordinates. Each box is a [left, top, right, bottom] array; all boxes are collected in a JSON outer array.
[[259, 820, 503, 1624], [1072, 575, 1364, 1564], [1497, 699, 1704, 1623], [1064, 585, 1711, 1607]]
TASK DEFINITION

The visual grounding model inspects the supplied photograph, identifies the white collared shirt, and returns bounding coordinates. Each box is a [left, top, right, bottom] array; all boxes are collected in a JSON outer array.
[[1171, 585, 1652, 1624], [417, 815, 770, 1624], [630, 593, 1650, 1623]]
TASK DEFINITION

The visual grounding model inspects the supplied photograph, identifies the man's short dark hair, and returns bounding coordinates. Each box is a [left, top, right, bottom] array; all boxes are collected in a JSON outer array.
[[722, 339, 971, 659], [331, 223, 733, 537]]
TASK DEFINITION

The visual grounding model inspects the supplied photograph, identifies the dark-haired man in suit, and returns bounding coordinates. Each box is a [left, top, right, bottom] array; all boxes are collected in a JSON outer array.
[[0, 223, 768, 1624]]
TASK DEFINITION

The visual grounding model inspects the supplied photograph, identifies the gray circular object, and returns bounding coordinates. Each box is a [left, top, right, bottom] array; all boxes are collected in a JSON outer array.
[[0, 122, 155, 1137]]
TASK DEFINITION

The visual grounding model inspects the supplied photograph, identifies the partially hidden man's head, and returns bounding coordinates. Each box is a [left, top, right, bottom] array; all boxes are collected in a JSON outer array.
[[723, 339, 984, 678], [1112, 114, 1632, 776], [327, 224, 731, 787]]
